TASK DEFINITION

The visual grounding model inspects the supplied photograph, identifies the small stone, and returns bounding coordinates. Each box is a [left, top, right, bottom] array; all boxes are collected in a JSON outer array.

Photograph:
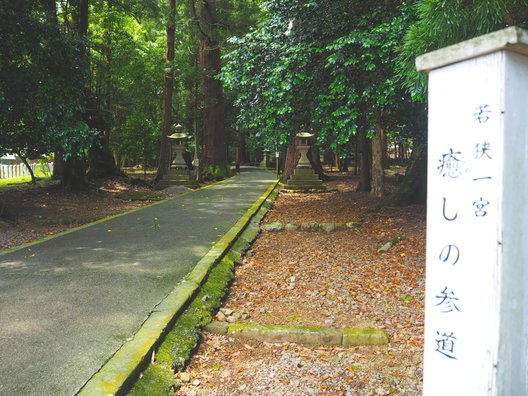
[[301, 222, 319, 232], [201, 295, 210, 302], [325, 318, 334, 325], [290, 276, 297, 283], [179, 372, 191, 383], [215, 311, 226, 322], [377, 242, 393, 253], [259, 308, 267, 314], [227, 316, 237, 323], [261, 222, 283, 232], [221, 308, 234, 316], [232, 311, 242, 319], [285, 223, 299, 231], [321, 223, 336, 232], [241, 312, 250, 320], [192, 379, 201, 387]]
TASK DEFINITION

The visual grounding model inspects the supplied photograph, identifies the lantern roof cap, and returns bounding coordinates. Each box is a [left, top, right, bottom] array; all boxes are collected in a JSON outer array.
[[296, 132, 313, 138], [168, 132, 188, 139]]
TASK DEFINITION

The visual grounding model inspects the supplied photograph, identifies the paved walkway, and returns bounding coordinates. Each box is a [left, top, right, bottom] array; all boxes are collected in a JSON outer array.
[[0, 168, 276, 396]]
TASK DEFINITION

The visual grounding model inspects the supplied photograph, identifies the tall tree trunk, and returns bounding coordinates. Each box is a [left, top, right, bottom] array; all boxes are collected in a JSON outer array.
[[55, 0, 90, 189], [387, 102, 428, 205], [79, 0, 89, 35], [385, 143, 427, 205], [42, 0, 58, 25], [87, 0, 120, 179], [200, 0, 227, 169], [193, 52, 201, 181], [236, 128, 247, 164], [62, 156, 88, 190], [155, 0, 176, 181], [356, 117, 371, 192], [42, 0, 64, 182], [371, 124, 384, 197]]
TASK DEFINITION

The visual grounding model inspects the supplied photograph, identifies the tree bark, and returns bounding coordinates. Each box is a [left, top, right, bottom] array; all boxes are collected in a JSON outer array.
[[385, 143, 427, 205], [52, 155, 64, 180], [62, 156, 88, 190], [386, 102, 428, 205], [200, 0, 227, 168], [55, 0, 90, 189], [87, 0, 120, 179], [155, 0, 176, 181], [236, 128, 248, 164], [371, 123, 385, 197], [356, 119, 371, 192], [42, 0, 58, 26], [79, 0, 89, 35]]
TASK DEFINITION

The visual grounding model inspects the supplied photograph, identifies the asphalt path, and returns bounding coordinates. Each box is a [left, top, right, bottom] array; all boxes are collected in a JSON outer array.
[[0, 168, 276, 395]]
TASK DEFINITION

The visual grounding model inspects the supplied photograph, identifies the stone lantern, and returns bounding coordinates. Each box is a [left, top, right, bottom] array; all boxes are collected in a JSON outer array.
[[157, 124, 198, 188], [260, 149, 270, 168], [284, 130, 324, 191], [168, 124, 189, 170], [296, 131, 313, 168]]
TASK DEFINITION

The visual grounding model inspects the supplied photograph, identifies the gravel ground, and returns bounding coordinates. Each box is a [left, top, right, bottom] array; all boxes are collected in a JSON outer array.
[[176, 173, 425, 395]]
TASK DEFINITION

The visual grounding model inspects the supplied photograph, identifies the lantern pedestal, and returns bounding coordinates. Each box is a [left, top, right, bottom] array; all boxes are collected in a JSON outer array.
[[158, 168, 198, 188]]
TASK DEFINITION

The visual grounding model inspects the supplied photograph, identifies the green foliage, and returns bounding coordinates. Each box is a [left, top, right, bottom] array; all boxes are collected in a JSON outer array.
[[87, 0, 165, 166], [399, 0, 528, 101], [0, 2, 93, 162], [221, 0, 417, 158]]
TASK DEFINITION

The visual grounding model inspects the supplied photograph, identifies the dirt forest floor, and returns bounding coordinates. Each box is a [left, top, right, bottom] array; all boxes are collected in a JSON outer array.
[[0, 178, 162, 251], [177, 171, 426, 396], [0, 170, 426, 395]]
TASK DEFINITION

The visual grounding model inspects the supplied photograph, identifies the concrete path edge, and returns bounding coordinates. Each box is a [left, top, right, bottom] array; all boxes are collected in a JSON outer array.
[[76, 179, 279, 396]]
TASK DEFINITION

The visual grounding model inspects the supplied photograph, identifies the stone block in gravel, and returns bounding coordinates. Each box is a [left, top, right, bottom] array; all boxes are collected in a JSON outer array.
[[321, 223, 336, 232], [204, 321, 229, 335], [227, 323, 342, 346], [261, 222, 283, 232], [341, 328, 389, 346], [300, 222, 319, 232], [284, 223, 299, 231]]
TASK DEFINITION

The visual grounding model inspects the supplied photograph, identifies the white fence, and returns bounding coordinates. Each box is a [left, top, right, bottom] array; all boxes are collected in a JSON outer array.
[[0, 162, 54, 179]]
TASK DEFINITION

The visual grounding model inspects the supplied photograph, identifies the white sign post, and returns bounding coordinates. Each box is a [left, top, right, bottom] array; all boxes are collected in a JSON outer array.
[[417, 27, 528, 395]]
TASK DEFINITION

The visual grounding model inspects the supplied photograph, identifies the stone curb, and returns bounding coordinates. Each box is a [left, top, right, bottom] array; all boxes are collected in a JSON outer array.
[[261, 221, 361, 232], [77, 179, 279, 396], [204, 321, 389, 347]]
